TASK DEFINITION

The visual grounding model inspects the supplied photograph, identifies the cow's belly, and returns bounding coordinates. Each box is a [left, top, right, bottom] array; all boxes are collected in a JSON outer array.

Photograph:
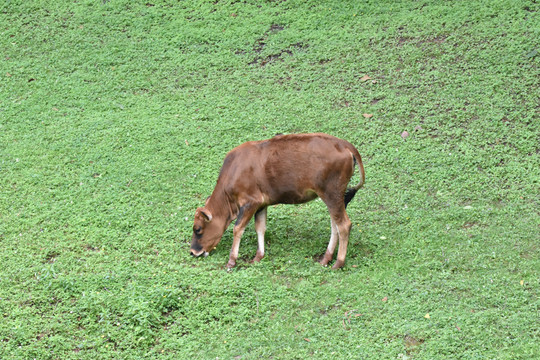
[[271, 189, 318, 205]]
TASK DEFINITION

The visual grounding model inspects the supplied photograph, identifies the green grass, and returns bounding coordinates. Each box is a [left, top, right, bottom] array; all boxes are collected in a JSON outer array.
[[1, 0, 539, 358]]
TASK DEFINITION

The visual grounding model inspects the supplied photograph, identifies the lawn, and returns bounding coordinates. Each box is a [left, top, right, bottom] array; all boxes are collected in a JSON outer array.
[[1, 0, 539, 358]]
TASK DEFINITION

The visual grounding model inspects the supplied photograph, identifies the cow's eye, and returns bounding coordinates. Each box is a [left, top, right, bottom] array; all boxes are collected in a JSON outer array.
[[193, 226, 202, 235]]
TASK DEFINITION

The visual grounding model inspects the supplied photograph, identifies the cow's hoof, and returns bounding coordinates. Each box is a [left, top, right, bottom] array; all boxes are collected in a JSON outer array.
[[320, 252, 333, 266], [252, 252, 264, 263], [332, 260, 345, 269], [226, 260, 236, 269]]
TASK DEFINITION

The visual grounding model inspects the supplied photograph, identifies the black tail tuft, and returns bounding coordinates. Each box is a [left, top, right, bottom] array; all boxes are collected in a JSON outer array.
[[344, 188, 358, 208]]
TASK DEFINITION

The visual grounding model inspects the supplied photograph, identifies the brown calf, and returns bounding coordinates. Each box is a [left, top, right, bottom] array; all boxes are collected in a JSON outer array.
[[190, 133, 365, 269]]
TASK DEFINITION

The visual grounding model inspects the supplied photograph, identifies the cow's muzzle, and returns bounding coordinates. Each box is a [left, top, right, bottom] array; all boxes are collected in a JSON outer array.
[[190, 248, 209, 257]]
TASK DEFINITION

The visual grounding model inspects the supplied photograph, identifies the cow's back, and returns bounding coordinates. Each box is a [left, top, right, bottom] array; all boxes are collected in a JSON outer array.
[[216, 133, 356, 205], [259, 134, 356, 204]]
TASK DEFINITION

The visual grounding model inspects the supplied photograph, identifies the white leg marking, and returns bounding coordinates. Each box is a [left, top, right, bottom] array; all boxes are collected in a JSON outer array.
[[327, 219, 338, 254], [254, 208, 267, 260], [256, 229, 265, 257]]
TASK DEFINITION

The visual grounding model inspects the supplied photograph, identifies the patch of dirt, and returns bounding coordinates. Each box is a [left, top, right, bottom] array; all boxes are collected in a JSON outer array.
[[36, 332, 49, 341], [312, 252, 325, 263], [250, 42, 308, 66], [251, 23, 285, 55], [84, 244, 100, 252], [404, 335, 425, 355], [397, 36, 413, 47], [419, 35, 447, 45], [238, 254, 253, 263], [398, 35, 447, 47], [371, 97, 384, 105], [44, 251, 60, 263], [269, 24, 284, 32], [249, 24, 307, 66], [462, 222, 477, 229]]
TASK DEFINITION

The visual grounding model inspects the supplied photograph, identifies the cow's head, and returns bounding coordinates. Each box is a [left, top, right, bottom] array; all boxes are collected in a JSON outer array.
[[190, 207, 224, 257]]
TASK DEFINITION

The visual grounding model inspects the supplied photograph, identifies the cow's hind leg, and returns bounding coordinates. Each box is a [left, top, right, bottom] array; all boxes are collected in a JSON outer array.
[[252, 207, 267, 262], [320, 218, 338, 266], [332, 211, 352, 269], [321, 195, 352, 269]]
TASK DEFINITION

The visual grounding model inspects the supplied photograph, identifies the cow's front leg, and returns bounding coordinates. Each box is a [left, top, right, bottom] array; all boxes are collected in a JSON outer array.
[[227, 204, 258, 268], [252, 207, 267, 263], [227, 226, 245, 268]]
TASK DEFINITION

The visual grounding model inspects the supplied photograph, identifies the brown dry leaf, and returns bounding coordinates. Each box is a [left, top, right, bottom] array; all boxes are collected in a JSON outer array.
[[304, 338, 311, 342], [360, 75, 371, 82], [401, 130, 409, 140], [6, 72, 11, 77], [363, 113, 373, 119], [382, 296, 388, 302]]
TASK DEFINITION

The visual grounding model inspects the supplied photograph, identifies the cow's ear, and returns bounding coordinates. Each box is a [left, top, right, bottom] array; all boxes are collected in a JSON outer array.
[[200, 207, 212, 222], [205, 196, 210, 206]]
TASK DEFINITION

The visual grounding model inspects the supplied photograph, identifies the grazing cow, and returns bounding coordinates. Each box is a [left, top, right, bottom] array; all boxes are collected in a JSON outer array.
[[190, 133, 365, 269]]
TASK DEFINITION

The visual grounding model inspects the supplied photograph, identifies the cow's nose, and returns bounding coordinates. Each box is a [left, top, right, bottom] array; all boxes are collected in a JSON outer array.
[[191, 248, 207, 257]]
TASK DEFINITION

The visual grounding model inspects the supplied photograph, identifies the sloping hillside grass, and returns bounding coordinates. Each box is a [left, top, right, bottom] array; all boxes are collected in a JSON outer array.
[[1, 0, 538, 358]]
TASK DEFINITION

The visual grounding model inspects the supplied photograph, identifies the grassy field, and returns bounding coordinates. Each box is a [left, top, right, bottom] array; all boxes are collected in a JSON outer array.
[[1, 0, 539, 358]]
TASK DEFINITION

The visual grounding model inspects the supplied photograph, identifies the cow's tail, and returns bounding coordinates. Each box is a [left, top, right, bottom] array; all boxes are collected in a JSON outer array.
[[344, 147, 365, 208]]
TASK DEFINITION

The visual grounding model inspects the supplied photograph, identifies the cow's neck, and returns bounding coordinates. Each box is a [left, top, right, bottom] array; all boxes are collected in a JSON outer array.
[[207, 186, 238, 228]]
